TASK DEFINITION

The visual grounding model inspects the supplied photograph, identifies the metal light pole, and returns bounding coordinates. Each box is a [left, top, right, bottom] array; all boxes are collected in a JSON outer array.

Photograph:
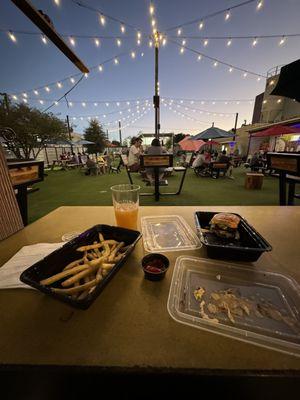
[[118, 120, 122, 145], [233, 112, 239, 140], [66, 115, 73, 153], [153, 32, 160, 140]]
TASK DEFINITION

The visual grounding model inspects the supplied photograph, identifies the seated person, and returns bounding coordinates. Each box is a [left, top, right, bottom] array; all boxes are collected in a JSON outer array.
[[71, 152, 79, 164], [97, 155, 107, 174], [85, 155, 98, 175], [250, 152, 264, 171], [128, 137, 143, 172], [192, 150, 206, 170], [145, 139, 166, 185], [215, 150, 234, 179]]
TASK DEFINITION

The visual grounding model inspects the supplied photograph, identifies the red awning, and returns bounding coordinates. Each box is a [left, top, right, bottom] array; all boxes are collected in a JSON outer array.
[[178, 136, 205, 151], [251, 124, 300, 137]]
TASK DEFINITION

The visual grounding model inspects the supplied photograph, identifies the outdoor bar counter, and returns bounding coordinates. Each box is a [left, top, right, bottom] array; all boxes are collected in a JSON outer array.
[[0, 206, 299, 395]]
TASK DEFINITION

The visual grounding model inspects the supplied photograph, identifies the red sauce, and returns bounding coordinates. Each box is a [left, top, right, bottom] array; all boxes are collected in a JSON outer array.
[[144, 258, 166, 274]]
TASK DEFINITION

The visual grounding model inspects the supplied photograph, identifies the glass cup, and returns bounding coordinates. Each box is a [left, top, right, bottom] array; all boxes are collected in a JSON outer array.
[[111, 184, 140, 230]]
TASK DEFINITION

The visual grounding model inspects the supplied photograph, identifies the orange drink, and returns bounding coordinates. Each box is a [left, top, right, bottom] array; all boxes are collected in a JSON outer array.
[[111, 184, 140, 230], [114, 202, 139, 230]]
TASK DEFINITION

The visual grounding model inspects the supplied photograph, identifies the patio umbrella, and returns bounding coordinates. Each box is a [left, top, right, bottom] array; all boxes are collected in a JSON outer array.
[[270, 59, 300, 102], [178, 136, 206, 152], [251, 124, 300, 138], [74, 139, 95, 145], [193, 126, 233, 140]]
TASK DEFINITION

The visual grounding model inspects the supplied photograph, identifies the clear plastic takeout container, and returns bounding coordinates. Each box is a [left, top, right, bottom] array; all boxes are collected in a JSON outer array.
[[141, 215, 201, 253], [167, 256, 300, 357]]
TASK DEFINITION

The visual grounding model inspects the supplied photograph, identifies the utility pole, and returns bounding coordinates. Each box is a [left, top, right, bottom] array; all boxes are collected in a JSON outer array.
[[153, 32, 160, 140], [233, 112, 239, 140], [66, 115, 73, 152], [106, 129, 109, 141], [118, 121, 122, 145]]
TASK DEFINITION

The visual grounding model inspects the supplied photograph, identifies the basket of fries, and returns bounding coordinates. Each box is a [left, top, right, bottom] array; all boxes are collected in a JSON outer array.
[[20, 224, 142, 309]]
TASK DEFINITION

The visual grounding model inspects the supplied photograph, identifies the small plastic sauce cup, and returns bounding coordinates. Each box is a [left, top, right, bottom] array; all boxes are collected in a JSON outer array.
[[141, 254, 170, 281]]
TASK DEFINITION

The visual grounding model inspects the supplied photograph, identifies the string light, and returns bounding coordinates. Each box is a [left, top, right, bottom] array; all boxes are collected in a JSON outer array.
[[84, 73, 89, 78], [229, 67, 233, 72], [8, 31, 17, 43], [182, 39, 186, 45], [131, 51, 136, 59], [39, 100, 44, 105], [94, 38, 100, 47], [116, 38, 122, 47], [279, 36, 286, 46], [54, 0, 60, 5], [277, 99, 282, 103], [94, 102, 98, 106], [34, 90, 39, 95], [120, 25, 126, 34], [23, 98, 27, 103], [149, 40, 153, 47], [180, 47, 185, 54], [199, 21, 204, 30], [41, 35, 47, 44], [151, 19, 156, 27], [69, 102, 73, 107], [69, 36, 76, 47], [252, 37, 258, 47], [226, 39, 232, 46], [99, 14, 106, 26], [98, 65, 103, 72], [177, 28, 182, 36], [243, 72, 248, 78], [82, 102, 86, 107], [225, 10, 231, 21], [257, 1, 263, 11], [149, 4, 155, 15], [257, 77, 261, 81], [114, 58, 119, 65], [162, 37, 167, 46], [70, 77, 75, 84], [197, 55, 202, 61], [137, 31, 142, 39], [22, 93, 28, 98], [137, 39, 141, 45], [213, 61, 218, 67], [203, 39, 208, 47], [57, 82, 62, 88], [54, 101, 59, 106], [45, 86, 50, 92]]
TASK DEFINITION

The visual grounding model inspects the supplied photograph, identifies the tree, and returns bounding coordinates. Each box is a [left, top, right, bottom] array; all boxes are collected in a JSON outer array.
[[0, 101, 68, 159], [174, 133, 186, 144], [122, 136, 131, 147], [83, 119, 106, 154], [165, 138, 172, 150], [112, 140, 121, 146]]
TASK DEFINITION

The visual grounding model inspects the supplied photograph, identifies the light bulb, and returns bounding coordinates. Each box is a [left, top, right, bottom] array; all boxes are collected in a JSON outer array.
[[177, 28, 182, 36], [137, 31, 141, 39], [39, 100, 44, 104], [41, 35, 47, 44], [182, 39, 186, 45], [120, 25, 125, 33], [98, 65, 103, 72], [94, 102, 98, 106], [94, 38, 100, 47], [131, 51, 136, 58], [34, 90, 39, 95], [229, 67, 233, 73], [82, 102, 86, 107], [197, 55, 202, 61], [114, 58, 119, 65], [199, 21, 204, 30], [70, 78, 75, 84], [54, 101, 59, 106], [99, 14, 105, 26], [149, 40, 153, 47], [69, 36, 75, 46], [257, 1, 263, 11], [180, 47, 184, 54], [252, 38, 258, 47], [45, 87, 50, 92], [22, 93, 28, 98], [57, 82, 62, 88], [12, 95, 18, 100], [116, 39, 122, 47], [243, 72, 248, 78], [213, 61, 218, 67], [149, 4, 154, 15], [8, 31, 17, 42], [69, 102, 73, 107], [162, 38, 167, 46], [227, 39, 232, 46], [279, 36, 286, 46], [203, 39, 208, 46], [225, 10, 231, 21]]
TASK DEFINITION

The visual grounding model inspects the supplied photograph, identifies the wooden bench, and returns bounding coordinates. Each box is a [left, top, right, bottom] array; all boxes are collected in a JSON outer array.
[[245, 173, 264, 190]]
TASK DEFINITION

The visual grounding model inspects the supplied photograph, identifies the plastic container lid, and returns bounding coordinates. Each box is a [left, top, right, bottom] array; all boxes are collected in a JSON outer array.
[[141, 215, 201, 253], [167, 256, 300, 357]]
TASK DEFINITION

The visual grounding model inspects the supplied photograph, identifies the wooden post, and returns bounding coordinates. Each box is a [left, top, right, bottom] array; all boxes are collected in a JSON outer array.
[[118, 121, 122, 145], [245, 173, 264, 190]]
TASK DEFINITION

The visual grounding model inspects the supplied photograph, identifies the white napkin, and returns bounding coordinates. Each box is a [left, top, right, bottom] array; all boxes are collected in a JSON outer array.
[[0, 242, 64, 289]]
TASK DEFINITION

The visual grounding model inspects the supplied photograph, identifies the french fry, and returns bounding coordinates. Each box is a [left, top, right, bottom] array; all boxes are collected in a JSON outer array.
[[76, 243, 104, 252], [62, 267, 97, 287], [99, 233, 104, 242], [109, 242, 124, 262], [52, 279, 97, 295], [63, 258, 83, 271], [40, 264, 89, 286]]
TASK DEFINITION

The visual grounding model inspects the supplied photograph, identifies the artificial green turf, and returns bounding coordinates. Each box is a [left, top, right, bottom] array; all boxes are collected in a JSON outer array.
[[28, 166, 299, 223]]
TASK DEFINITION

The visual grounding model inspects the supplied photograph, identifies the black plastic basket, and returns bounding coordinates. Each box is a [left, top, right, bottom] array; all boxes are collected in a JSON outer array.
[[20, 224, 142, 309], [194, 211, 272, 262]]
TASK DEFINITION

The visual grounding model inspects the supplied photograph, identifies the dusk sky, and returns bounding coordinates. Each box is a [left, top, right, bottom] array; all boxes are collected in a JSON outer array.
[[1, 0, 300, 141]]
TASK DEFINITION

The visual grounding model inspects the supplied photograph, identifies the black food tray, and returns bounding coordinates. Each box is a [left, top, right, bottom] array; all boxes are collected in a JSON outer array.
[[194, 211, 272, 262], [20, 225, 141, 309]]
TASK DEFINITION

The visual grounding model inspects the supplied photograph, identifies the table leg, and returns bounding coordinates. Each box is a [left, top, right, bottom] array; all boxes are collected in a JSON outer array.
[[288, 182, 295, 206], [16, 185, 28, 226], [279, 172, 287, 205]]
